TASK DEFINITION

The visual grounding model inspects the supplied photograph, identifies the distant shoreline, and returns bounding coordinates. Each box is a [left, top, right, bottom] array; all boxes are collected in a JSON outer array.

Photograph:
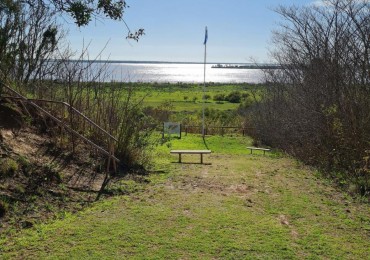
[[51, 59, 277, 67]]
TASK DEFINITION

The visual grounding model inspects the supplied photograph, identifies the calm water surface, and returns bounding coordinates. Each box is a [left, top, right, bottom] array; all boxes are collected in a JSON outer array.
[[104, 63, 265, 83]]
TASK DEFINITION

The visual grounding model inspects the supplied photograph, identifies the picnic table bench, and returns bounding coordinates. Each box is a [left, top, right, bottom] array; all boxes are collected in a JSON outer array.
[[246, 146, 271, 155], [170, 150, 211, 164]]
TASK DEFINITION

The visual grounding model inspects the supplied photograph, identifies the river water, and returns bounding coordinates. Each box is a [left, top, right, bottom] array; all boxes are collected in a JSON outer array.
[[101, 62, 265, 83]]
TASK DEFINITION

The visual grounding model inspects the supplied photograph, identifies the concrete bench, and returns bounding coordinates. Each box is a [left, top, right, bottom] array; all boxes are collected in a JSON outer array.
[[246, 146, 271, 155], [170, 150, 211, 164]]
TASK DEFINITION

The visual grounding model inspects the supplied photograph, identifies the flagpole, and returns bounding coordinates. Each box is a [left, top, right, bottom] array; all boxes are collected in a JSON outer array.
[[202, 26, 207, 137]]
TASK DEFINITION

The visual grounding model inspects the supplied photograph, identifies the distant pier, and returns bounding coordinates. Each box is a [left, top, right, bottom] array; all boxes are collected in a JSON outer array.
[[211, 64, 281, 69]]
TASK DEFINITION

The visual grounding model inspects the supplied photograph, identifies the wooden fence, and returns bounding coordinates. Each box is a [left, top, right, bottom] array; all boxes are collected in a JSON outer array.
[[183, 125, 254, 136]]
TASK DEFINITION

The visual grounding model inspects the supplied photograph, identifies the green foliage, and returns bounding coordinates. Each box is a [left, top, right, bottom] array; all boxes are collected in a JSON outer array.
[[42, 26, 58, 49], [134, 83, 258, 112], [67, 2, 93, 26], [213, 93, 225, 101], [0, 158, 19, 177], [97, 0, 125, 20], [17, 155, 31, 174], [226, 91, 242, 103], [106, 179, 143, 195], [0, 0, 60, 84], [115, 89, 156, 169], [41, 163, 62, 183], [165, 134, 255, 155], [213, 91, 249, 104], [202, 94, 211, 101]]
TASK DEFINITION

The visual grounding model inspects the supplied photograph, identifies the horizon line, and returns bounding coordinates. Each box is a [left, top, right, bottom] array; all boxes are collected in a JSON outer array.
[[61, 59, 276, 65]]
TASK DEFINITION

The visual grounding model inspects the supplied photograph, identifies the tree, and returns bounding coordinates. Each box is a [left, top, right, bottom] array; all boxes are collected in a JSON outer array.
[[36, 0, 144, 39], [0, 0, 61, 86], [249, 0, 370, 194], [0, 0, 143, 89]]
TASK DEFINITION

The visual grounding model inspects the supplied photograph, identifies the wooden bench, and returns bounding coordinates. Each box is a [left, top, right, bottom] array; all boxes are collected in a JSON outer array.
[[246, 146, 271, 155], [170, 150, 211, 164]]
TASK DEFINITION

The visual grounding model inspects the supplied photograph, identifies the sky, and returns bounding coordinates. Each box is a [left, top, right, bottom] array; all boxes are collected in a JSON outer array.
[[65, 0, 318, 63]]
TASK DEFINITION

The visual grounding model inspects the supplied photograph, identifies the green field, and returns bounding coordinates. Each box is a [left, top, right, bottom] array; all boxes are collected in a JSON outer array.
[[2, 134, 369, 259], [134, 83, 259, 112]]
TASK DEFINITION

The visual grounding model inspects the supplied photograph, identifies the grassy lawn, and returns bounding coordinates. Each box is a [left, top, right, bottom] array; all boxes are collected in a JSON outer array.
[[1, 134, 369, 259]]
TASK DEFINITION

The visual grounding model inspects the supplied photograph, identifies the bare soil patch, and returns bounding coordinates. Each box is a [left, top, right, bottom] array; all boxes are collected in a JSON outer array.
[[0, 100, 111, 234]]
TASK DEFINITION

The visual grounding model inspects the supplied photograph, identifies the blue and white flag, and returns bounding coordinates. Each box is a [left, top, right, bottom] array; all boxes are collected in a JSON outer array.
[[203, 26, 208, 45]]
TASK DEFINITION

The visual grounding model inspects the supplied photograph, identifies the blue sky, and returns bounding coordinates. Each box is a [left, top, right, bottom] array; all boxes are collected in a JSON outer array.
[[66, 0, 316, 63]]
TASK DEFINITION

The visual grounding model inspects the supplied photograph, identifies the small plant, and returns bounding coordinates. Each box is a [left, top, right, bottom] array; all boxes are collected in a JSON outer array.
[[17, 156, 32, 174], [106, 180, 142, 195], [0, 158, 19, 177], [14, 184, 26, 194]]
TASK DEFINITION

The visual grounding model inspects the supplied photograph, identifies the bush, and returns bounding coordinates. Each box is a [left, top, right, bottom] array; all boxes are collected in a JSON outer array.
[[226, 91, 242, 103], [213, 93, 225, 101], [203, 94, 211, 101], [0, 158, 19, 177], [114, 89, 156, 169]]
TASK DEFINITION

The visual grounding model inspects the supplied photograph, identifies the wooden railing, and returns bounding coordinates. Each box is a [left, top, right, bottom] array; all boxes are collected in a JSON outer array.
[[0, 84, 119, 168], [1, 96, 118, 143]]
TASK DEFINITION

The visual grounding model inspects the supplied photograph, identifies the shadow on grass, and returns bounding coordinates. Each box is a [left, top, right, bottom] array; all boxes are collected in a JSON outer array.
[[171, 162, 212, 165], [202, 136, 210, 150]]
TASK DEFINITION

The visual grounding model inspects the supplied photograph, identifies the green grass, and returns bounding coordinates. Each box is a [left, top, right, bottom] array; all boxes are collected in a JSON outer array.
[[135, 83, 258, 112], [1, 134, 369, 259], [161, 134, 260, 154], [142, 90, 239, 112]]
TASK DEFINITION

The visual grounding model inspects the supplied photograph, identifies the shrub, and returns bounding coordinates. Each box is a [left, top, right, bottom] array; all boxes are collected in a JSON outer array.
[[241, 93, 249, 99], [0, 158, 19, 177], [213, 93, 225, 101], [203, 94, 211, 101], [226, 91, 242, 103], [114, 88, 156, 169]]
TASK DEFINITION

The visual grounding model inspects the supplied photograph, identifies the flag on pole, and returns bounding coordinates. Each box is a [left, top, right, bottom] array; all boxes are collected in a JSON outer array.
[[203, 26, 208, 45]]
